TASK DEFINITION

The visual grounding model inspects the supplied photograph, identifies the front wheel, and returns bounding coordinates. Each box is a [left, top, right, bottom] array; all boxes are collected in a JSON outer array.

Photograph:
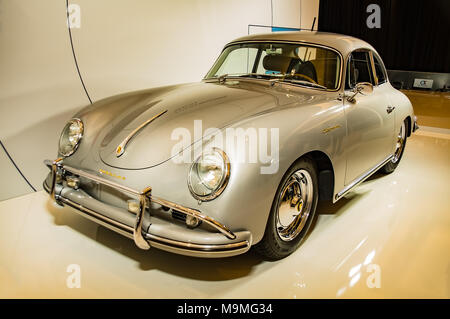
[[255, 157, 319, 260], [381, 120, 408, 174]]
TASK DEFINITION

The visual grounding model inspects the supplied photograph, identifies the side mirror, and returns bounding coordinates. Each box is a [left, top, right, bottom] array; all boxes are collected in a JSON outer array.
[[347, 82, 373, 103]]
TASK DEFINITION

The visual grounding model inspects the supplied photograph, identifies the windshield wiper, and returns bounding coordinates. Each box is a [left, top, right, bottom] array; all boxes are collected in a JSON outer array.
[[212, 73, 327, 90], [212, 73, 273, 83], [235, 73, 274, 79], [270, 74, 327, 90], [280, 78, 327, 90]]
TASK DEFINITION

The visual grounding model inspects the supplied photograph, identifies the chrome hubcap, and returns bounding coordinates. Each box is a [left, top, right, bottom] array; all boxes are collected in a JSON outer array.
[[276, 169, 314, 242], [392, 122, 406, 163]]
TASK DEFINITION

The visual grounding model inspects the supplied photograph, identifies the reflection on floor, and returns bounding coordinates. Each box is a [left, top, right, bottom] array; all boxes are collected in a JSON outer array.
[[0, 132, 449, 298], [402, 89, 450, 129]]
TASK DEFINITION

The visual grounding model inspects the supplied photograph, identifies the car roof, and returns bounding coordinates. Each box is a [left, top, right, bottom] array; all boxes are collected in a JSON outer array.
[[227, 31, 376, 57]]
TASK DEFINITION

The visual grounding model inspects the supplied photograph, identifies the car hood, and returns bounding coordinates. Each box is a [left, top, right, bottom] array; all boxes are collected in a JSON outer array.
[[93, 81, 316, 169]]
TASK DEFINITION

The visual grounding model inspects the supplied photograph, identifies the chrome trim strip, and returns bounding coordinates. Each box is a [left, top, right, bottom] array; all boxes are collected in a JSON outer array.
[[115, 110, 167, 157], [151, 197, 236, 240], [145, 233, 249, 252], [368, 51, 378, 86], [44, 181, 135, 237], [59, 196, 135, 234], [61, 197, 249, 252], [336, 155, 394, 200]]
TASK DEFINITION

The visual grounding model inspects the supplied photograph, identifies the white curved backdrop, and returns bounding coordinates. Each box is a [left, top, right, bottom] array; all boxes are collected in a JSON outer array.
[[0, 0, 319, 200]]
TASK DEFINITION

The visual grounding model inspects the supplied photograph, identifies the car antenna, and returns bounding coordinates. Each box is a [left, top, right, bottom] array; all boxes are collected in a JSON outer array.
[[311, 17, 316, 31]]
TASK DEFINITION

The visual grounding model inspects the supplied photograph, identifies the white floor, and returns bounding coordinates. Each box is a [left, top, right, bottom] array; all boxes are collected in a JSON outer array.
[[1, 132, 449, 298]]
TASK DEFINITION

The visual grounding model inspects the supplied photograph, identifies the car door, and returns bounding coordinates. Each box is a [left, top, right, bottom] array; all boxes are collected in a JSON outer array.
[[344, 49, 395, 185]]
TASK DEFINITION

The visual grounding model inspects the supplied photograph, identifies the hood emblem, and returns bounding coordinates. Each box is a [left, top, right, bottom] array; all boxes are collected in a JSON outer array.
[[116, 110, 167, 157]]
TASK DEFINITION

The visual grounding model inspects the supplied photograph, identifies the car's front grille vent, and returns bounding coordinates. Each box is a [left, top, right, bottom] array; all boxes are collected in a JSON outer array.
[[171, 210, 187, 222]]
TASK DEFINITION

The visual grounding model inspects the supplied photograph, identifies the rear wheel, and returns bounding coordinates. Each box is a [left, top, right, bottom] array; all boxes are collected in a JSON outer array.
[[381, 120, 407, 174], [255, 157, 319, 260]]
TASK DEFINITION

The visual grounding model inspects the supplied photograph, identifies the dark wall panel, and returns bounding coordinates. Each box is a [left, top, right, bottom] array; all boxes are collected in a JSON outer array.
[[318, 0, 450, 73]]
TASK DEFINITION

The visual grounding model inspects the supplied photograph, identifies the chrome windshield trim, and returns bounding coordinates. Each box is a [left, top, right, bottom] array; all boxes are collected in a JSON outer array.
[[115, 110, 167, 157]]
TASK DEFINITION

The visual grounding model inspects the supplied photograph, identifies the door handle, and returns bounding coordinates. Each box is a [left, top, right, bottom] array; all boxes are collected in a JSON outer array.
[[386, 105, 395, 114]]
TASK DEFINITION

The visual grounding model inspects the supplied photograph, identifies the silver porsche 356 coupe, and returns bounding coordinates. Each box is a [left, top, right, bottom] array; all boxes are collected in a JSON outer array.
[[44, 32, 418, 259]]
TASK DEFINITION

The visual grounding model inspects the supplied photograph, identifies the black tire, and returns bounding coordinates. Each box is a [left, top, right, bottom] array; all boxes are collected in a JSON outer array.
[[380, 119, 408, 174], [255, 157, 319, 260]]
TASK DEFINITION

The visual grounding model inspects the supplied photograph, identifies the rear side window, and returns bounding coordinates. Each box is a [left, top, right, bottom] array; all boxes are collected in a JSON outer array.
[[346, 50, 375, 89], [373, 53, 387, 84]]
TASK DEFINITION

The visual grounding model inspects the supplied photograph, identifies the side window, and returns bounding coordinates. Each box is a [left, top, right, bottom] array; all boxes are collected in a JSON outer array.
[[373, 53, 387, 84], [346, 50, 375, 89]]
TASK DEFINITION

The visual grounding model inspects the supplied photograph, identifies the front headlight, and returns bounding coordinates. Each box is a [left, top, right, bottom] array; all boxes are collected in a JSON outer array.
[[188, 148, 230, 201], [59, 118, 83, 157]]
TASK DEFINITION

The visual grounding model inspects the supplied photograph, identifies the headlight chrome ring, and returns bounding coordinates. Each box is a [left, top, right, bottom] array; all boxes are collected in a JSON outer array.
[[188, 148, 230, 201], [58, 118, 84, 157]]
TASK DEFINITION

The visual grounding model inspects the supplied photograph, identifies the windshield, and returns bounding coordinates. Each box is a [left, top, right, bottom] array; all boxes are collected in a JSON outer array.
[[205, 42, 341, 90]]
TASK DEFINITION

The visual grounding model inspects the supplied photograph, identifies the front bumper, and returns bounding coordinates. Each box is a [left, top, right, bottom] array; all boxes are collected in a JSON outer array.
[[44, 159, 251, 257]]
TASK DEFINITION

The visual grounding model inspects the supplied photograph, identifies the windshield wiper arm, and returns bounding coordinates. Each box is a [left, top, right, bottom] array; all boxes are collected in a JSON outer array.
[[271, 74, 326, 90], [215, 73, 262, 84], [221, 73, 275, 80], [282, 79, 327, 90], [232, 73, 276, 79], [213, 73, 326, 89]]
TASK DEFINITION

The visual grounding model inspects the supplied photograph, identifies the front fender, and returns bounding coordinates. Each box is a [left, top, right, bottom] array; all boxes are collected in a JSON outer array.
[[184, 96, 346, 243]]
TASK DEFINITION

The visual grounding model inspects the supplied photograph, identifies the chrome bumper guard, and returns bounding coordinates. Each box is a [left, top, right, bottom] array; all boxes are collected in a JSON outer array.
[[44, 159, 244, 255]]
